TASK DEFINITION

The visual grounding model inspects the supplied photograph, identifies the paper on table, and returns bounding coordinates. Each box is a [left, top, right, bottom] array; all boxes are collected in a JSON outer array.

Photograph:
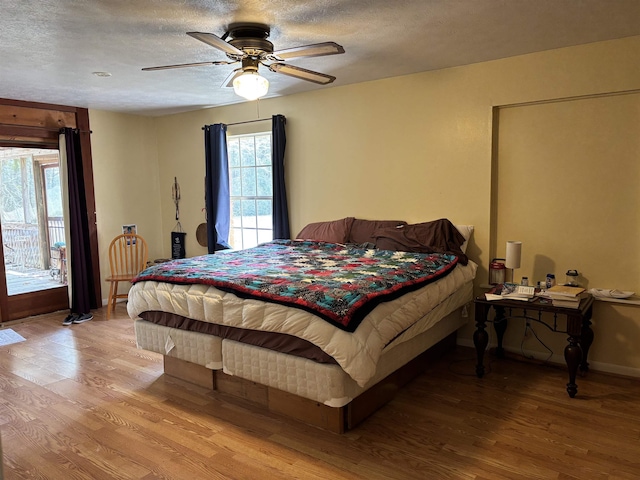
[[589, 288, 635, 299]]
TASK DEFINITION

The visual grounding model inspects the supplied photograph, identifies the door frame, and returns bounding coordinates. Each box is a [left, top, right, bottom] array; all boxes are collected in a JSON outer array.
[[0, 98, 101, 321]]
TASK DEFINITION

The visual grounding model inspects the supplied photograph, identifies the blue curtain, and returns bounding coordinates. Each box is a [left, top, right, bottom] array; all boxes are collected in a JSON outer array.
[[272, 114, 290, 239], [61, 128, 98, 313], [204, 124, 232, 253]]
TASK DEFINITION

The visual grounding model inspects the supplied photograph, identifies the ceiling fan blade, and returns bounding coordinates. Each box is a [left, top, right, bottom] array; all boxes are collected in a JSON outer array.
[[142, 61, 231, 71], [268, 63, 336, 85], [271, 42, 344, 61], [222, 68, 243, 88], [187, 32, 244, 56]]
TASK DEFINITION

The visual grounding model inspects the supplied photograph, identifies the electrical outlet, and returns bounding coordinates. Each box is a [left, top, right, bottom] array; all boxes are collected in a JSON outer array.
[[524, 321, 532, 338]]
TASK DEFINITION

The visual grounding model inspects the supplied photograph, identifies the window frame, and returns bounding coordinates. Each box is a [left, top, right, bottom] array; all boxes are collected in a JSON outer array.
[[227, 131, 273, 250]]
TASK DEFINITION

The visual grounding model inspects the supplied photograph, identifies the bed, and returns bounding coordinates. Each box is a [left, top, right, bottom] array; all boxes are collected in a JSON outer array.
[[127, 217, 476, 432]]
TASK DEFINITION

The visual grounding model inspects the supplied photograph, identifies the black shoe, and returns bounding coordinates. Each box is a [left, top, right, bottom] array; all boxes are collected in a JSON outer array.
[[73, 313, 93, 324], [62, 314, 77, 326]]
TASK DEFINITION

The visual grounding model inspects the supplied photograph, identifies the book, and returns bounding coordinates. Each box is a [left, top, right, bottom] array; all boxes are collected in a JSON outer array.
[[546, 285, 586, 297], [551, 297, 582, 308], [485, 283, 535, 301], [546, 290, 589, 308], [485, 291, 505, 301], [544, 285, 587, 307], [502, 283, 535, 298]]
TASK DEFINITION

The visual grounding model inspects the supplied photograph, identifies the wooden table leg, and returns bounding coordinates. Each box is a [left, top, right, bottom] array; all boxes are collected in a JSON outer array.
[[579, 318, 594, 373], [474, 303, 489, 378], [564, 334, 583, 398], [493, 306, 507, 359]]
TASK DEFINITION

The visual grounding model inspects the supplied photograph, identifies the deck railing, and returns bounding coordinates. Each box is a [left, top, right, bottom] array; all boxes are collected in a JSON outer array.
[[48, 217, 65, 247], [2, 217, 65, 269]]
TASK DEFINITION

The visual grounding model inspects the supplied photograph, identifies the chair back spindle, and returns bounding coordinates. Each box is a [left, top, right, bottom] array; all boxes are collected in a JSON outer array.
[[105, 233, 148, 319]]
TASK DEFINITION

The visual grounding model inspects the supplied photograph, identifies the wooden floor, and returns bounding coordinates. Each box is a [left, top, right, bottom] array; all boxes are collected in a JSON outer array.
[[0, 306, 639, 479]]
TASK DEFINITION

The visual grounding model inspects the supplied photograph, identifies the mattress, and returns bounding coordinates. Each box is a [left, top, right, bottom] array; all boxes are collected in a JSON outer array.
[[134, 319, 222, 369], [133, 278, 473, 406], [129, 261, 477, 387]]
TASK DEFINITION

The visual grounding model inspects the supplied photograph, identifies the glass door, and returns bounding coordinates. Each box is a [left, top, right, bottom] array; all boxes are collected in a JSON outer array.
[[0, 147, 68, 320]]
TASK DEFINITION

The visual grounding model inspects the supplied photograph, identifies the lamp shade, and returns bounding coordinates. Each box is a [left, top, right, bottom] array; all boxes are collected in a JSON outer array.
[[233, 71, 269, 101], [505, 241, 522, 269]]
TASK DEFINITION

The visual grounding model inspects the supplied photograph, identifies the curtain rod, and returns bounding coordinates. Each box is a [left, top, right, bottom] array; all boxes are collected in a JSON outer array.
[[226, 118, 271, 126], [201, 118, 271, 130], [58, 127, 92, 134]]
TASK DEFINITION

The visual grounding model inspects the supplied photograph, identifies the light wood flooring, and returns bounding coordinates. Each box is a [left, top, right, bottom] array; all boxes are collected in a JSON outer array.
[[0, 305, 639, 479]]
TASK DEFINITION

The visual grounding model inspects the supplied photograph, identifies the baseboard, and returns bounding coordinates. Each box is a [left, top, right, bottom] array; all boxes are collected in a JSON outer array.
[[457, 338, 640, 378]]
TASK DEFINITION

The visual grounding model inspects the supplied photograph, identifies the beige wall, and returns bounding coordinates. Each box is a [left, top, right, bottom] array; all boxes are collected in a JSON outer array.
[[496, 93, 640, 290], [89, 110, 164, 301], [491, 92, 640, 372], [90, 35, 640, 375]]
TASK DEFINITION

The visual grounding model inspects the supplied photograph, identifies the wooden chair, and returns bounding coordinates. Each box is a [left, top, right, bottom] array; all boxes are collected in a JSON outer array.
[[105, 234, 148, 319]]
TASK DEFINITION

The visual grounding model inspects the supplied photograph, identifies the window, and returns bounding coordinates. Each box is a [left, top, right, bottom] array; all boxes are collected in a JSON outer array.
[[227, 132, 272, 249]]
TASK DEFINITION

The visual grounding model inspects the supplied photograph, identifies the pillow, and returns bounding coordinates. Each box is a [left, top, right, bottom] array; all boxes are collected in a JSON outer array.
[[374, 218, 468, 265], [295, 217, 355, 243], [454, 225, 474, 253], [348, 219, 407, 245]]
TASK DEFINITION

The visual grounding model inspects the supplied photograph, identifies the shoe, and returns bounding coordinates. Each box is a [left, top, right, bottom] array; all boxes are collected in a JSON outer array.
[[73, 313, 93, 324], [62, 313, 77, 326]]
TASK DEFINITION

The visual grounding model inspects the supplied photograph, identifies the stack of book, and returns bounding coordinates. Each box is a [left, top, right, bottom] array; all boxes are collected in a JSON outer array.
[[485, 283, 536, 301], [544, 285, 586, 308]]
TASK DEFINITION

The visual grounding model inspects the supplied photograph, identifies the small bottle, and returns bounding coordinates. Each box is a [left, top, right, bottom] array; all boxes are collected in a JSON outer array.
[[521, 276, 529, 286], [546, 274, 556, 289]]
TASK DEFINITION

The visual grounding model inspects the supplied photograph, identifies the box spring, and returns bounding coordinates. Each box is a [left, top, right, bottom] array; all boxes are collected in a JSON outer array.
[[135, 299, 468, 432]]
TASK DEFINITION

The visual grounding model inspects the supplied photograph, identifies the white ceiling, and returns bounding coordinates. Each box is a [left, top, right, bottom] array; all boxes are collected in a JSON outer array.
[[2, 1, 640, 116]]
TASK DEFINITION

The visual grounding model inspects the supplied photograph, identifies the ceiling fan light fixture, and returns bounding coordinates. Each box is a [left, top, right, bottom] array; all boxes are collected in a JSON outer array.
[[233, 71, 269, 100]]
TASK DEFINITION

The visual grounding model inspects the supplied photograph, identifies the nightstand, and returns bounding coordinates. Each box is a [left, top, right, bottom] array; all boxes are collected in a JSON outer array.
[[473, 292, 594, 397]]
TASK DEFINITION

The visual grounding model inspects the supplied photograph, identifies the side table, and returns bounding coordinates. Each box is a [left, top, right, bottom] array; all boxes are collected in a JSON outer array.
[[473, 292, 594, 397]]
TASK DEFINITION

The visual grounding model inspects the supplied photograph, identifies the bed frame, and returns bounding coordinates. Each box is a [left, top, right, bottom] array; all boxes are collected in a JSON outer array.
[[161, 331, 457, 433], [131, 227, 476, 432]]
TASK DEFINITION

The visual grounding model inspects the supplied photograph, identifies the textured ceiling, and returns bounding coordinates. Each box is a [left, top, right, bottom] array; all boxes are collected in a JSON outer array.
[[2, 0, 640, 116]]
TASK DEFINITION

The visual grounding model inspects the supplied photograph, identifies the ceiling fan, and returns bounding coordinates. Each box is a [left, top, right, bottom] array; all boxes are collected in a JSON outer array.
[[142, 23, 345, 100]]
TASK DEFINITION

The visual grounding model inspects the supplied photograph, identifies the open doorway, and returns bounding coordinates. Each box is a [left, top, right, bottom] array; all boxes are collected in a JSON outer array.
[[0, 147, 66, 295], [0, 100, 99, 322]]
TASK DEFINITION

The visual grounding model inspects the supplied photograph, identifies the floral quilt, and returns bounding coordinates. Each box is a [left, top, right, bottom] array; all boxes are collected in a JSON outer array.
[[133, 240, 459, 332]]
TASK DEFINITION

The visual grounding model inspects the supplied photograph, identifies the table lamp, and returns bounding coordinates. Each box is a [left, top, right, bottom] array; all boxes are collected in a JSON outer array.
[[505, 240, 522, 283]]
